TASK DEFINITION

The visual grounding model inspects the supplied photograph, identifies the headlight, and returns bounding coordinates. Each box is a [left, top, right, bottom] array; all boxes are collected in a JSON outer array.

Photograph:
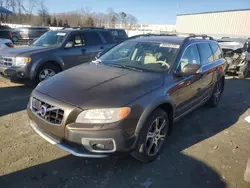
[[76, 107, 131, 124], [15, 57, 31, 66]]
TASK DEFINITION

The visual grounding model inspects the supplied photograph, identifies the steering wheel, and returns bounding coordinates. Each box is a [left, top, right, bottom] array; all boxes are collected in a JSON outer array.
[[156, 61, 170, 69]]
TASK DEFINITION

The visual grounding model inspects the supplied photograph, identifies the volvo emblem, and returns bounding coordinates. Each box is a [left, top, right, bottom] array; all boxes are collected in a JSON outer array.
[[40, 105, 47, 117]]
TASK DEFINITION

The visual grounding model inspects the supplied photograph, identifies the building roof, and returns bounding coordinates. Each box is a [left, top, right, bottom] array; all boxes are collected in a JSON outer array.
[[177, 8, 250, 16], [0, 7, 12, 14]]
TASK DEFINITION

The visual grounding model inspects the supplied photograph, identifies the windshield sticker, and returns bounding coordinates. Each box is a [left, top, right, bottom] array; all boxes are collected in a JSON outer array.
[[56, 32, 66, 36], [160, 43, 180, 48]]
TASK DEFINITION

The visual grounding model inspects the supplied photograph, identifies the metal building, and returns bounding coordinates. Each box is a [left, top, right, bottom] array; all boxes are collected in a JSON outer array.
[[176, 9, 250, 37]]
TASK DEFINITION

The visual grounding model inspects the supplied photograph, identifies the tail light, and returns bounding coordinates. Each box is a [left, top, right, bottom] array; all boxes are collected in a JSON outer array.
[[8, 31, 12, 39], [5, 42, 14, 47]]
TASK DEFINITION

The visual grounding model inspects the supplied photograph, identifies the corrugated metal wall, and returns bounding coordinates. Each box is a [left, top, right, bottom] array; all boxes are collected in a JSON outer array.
[[176, 10, 250, 37]]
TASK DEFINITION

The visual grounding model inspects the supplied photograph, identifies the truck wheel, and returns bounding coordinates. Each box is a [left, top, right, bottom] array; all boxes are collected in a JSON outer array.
[[36, 64, 61, 84], [131, 109, 169, 163], [206, 79, 223, 107], [12, 36, 19, 43]]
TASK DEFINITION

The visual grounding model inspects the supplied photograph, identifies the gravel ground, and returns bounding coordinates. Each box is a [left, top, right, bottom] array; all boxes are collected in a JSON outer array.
[[0, 76, 250, 188]]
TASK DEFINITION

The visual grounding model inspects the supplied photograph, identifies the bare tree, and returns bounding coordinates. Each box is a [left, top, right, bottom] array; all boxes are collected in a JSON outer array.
[[126, 14, 138, 29], [26, 0, 38, 21], [37, 0, 49, 25]]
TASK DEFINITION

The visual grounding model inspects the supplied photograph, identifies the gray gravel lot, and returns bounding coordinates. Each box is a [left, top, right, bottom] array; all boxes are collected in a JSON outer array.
[[0, 76, 250, 188]]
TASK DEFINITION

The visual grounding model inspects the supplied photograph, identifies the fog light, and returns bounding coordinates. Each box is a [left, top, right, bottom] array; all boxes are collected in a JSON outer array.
[[92, 143, 105, 150]]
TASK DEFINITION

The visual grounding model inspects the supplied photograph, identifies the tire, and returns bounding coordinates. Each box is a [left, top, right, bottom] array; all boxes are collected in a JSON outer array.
[[131, 109, 170, 163], [12, 36, 19, 43], [206, 79, 223, 107], [36, 64, 61, 84]]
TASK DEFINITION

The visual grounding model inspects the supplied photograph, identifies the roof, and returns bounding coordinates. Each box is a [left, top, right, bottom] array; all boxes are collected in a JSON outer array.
[[177, 8, 250, 16], [0, 7, 12, 14]]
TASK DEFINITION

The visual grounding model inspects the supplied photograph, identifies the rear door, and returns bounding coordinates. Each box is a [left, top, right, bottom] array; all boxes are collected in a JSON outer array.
[[173, 44, 202, 117], [81, 31, 105, 61], [99, 30, 116, 50], [196, 42, 220, 101]]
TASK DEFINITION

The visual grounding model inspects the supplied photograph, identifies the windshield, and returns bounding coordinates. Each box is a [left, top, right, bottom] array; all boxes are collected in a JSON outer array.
[[99, 41, 179, 72], [33, 31, 67, 47]]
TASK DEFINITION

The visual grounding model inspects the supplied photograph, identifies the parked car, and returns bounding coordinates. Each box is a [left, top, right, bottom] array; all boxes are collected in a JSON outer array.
[[11, 26, 49, 44], [0, 38, 14, 50], [107, 28, 128, 42], [0, 25, 13, 40], [0, 27, 117, 84], [27, 34, 226, 162], [218, 38, 250, 78]]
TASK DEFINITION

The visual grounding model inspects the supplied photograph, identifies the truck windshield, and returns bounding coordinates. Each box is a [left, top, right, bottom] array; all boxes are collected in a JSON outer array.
[[99, 41, 179, 72], [33, 31, 67, 47]]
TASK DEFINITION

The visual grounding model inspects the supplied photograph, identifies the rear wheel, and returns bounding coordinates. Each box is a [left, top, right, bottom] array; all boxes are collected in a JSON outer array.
[[206, 79, 223, 107], [131, 109, 169, 163], [36, 64, 61, 84]]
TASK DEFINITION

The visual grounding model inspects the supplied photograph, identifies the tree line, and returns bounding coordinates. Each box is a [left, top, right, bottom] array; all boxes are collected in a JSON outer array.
[[0, 0, 138, 29]]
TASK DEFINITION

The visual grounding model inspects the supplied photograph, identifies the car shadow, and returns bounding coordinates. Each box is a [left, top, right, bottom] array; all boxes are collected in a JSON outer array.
[[0, 85, 33, 117], [1, 77, 250, 188]]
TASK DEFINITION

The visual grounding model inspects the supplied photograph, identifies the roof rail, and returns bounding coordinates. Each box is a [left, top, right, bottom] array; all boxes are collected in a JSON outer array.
[[61, 26, 105, 30], [80, 26, 105, 30], [128, 33, 177, 39], [185, 34, 214, 41]]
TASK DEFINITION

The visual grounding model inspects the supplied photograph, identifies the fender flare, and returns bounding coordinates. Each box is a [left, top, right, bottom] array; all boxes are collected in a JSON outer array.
[[134, 98, 175, 136], [30, 57, 64, 80]]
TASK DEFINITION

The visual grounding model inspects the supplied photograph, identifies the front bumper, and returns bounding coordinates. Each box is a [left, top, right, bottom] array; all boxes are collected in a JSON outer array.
[[0, 65, 30, 80], [27, 92, 138, 157], [30, 120, 109, 158]]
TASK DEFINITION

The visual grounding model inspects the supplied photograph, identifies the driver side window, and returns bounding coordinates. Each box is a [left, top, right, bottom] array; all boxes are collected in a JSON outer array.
[[178, 44, 201, 72], [68, 34, 85, 47]]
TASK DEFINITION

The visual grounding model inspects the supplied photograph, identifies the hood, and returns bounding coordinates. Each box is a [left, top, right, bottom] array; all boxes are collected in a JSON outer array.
[[219, 42, 243, 51], [35, 63, 164, 108], [2, 46, 56, 56]]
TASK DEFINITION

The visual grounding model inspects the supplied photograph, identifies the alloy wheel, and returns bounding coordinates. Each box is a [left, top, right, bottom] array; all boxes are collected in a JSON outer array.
[[39, 69, 56, 81], [145, 117, 167, 156]]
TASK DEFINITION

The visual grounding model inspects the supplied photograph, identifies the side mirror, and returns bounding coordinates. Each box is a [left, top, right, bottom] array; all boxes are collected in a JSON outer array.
[[176, 64, 201, 76], [65, 41, 74, 49]]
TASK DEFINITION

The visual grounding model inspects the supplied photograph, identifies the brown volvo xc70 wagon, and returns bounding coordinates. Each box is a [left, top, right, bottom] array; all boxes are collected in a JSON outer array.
[[27, 34, 226, 162]]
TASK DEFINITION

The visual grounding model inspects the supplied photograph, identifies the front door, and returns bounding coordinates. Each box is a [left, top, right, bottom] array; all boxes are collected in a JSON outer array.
[[171, 44, 202, 118], [62, 33, 90, 69]]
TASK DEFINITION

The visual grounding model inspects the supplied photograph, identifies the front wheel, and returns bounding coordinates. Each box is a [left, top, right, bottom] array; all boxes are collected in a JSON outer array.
[[36, 64, 61, 84], [131, 109, 169, 163]]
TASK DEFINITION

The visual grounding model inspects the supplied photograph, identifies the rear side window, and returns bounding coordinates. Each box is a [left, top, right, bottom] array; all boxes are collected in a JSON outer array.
[[83, 31, 103, 45], [100, 31, 115, 43], [210, 43, 223, 60], [197, 43, 214, 64], [118, 30, 127, 37]]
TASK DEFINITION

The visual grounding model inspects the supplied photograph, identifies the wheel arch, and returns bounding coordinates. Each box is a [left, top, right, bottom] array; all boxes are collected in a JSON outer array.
[[30, 60, 63, 80], [135, 100, 175, 136]]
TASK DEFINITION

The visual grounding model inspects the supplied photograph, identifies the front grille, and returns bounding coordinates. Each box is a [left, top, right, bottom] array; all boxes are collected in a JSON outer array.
[[0, 56, 15, 67], [31, 97, 64, 124]]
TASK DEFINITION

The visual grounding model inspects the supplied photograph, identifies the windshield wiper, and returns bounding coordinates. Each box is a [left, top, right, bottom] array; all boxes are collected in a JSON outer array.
[[106, 64, 143, 72]]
